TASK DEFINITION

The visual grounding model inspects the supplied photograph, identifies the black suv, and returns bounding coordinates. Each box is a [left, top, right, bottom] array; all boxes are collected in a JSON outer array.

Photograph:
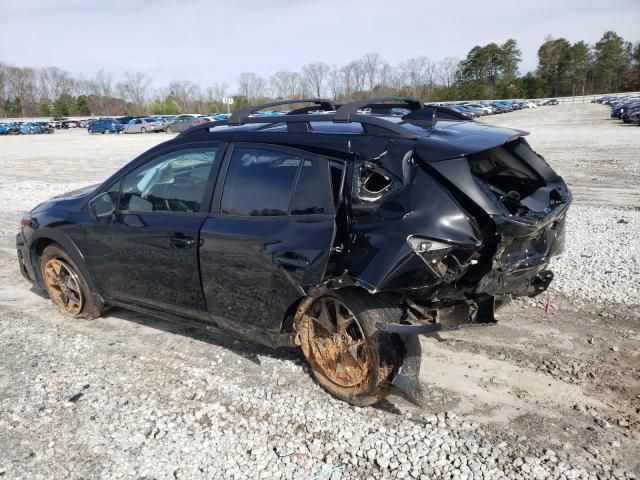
[[16, 97, 571, 406]]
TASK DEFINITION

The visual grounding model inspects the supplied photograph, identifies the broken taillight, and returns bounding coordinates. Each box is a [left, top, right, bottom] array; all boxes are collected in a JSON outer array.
[[407, 236, 478, 282]]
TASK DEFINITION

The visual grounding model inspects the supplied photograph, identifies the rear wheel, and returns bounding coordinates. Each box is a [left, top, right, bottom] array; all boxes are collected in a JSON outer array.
[[141, 127, 146, 133], [40, 245, 101, 319], [296, 289, 403, 406], [166, 126, 172, 134]]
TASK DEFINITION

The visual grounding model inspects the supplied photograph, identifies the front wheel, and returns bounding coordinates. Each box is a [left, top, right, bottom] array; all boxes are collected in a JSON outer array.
[[141, 127, 146, 133], [296, 288, 404, 406], [40, 245, 102, 319], [166, 126, 172, 134]]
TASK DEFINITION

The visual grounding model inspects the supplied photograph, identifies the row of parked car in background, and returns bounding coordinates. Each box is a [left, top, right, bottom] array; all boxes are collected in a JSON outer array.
[[436, 98, 559, 119], [86, 114, 230, 134], [0, 121, 57, 135], [0, 98, 558, 136], [0, 114, 231, 136], [594, 95, 640, 126]]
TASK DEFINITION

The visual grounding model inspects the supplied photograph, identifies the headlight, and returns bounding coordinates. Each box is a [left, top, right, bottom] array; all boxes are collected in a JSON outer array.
[[20, 213, 37, 233]]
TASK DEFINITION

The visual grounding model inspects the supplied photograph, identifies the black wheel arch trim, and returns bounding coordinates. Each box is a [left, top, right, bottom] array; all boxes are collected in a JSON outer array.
[[29, 228, 104, 307]]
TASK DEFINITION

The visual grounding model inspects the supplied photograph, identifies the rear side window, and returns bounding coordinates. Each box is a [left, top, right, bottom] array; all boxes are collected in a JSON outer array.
[[290, 159, 333, 215], [220, 147, 301, 216]]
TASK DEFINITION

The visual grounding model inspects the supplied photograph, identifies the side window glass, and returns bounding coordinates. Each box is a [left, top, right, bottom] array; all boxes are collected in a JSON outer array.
[[220, 147, 301, 216], [105, 179, 121, 207], [291, 159, 333, 215], [118, 147, 218, 213]]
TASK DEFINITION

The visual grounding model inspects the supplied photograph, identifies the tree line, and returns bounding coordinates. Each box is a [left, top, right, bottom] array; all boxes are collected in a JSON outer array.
[[1, 30, 638, 117]]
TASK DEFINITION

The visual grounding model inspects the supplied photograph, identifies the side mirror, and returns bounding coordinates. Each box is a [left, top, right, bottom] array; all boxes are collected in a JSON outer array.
[[89, 192, 115, 220]]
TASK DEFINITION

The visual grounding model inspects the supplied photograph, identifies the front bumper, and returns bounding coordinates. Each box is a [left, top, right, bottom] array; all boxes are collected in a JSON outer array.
[[16, 233, 36, 284]]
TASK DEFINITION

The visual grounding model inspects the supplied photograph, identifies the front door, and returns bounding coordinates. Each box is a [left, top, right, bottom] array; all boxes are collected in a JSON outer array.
[[85, 145, 223, 319], [199, 144, 342, 342]]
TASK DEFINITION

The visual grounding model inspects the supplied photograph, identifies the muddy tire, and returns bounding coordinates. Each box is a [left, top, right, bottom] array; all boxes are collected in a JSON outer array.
[[296, 288, 404, 406], [40, 245, 101, 320]]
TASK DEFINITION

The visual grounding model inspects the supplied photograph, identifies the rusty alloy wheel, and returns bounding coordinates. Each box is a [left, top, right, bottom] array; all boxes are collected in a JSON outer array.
[[305, 297, 371, 388], [43, 258, 84, 315]]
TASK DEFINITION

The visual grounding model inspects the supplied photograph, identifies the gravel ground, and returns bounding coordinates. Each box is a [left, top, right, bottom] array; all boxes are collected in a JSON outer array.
[[0, 105, 638, 479], [550, 206, 640, 305]]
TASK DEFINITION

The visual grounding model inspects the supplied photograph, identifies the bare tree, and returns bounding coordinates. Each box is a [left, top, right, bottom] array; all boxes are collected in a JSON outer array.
[[388, 63, 408, 93], [270, 70, 304, 99], [326, 67, 343, 100], [0, 63, 6, 115], [118, 71, 150, 112], [87, 69, 114, 113], [350, 60, 366, 96], [437, 58, 460, 88], [423, 57, 438, 100], [340, 63, 355, 99], [237, 72, 267, 100], [6, 66, 38, 115], [377, 61, 394, 95], [94, 69, 113, 98], [301, 62, 329, 98], [212, 82, 229, 100], [403, 57, 431, 98], [40, 67, 75, 100], [361, 52, 382, 91], [168, 79, 200, 112]]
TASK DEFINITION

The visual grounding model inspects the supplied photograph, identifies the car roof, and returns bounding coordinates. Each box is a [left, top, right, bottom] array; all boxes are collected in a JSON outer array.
[[172, 97, 527, 164]]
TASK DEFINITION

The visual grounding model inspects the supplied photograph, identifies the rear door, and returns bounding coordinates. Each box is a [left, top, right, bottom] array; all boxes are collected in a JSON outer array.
[[199, 143, 342, 340]]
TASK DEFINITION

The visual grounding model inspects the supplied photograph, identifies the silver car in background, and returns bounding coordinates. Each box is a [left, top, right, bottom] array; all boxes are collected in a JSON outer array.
[[164, 115, 212, 133], [124, 117, 163, 134]]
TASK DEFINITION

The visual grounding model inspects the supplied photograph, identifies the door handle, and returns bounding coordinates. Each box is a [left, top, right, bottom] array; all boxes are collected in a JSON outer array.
[[168, 234, 196, 249]]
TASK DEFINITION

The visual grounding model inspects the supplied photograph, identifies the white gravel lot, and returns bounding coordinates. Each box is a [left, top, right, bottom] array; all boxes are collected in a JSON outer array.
[[550, 205, 640, 305], [0, 105, 639, 479]]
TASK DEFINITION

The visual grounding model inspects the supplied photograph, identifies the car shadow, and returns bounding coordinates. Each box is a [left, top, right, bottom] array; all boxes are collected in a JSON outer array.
[[30, 284, 49, 299], [103, 306, 302, 367]]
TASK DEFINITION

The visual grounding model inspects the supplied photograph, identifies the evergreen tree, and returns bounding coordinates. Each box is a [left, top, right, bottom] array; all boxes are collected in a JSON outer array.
[[76, 95, 90, 115], [594, 31, 626, 91], [537, 37, 571, 96], [38, 98, 51, 116], [568, 41, 591, 96], [54, 94, 74, 116]]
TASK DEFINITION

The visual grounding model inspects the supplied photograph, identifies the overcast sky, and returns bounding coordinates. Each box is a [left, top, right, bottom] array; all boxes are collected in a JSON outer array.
[[1, 0, 638, 91]]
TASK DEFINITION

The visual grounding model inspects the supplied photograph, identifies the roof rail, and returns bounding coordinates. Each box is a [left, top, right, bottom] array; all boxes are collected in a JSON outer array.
[[182, 112, 419, 140], [228, 98, 336, 125], [334, 96, 422, 122]]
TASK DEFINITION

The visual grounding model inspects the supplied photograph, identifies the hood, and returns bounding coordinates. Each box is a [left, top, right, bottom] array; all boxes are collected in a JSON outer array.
[[51, 183, 100, 199], [31, 183, 100, 213]]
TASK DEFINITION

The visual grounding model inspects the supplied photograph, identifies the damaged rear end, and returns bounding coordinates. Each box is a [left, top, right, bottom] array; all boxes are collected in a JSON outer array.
[[339, 121, 571, 403]]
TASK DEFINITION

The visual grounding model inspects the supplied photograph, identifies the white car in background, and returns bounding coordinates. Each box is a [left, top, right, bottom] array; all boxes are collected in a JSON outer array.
[[524, 101, 538, 108], [124, 117, 162, 134]]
